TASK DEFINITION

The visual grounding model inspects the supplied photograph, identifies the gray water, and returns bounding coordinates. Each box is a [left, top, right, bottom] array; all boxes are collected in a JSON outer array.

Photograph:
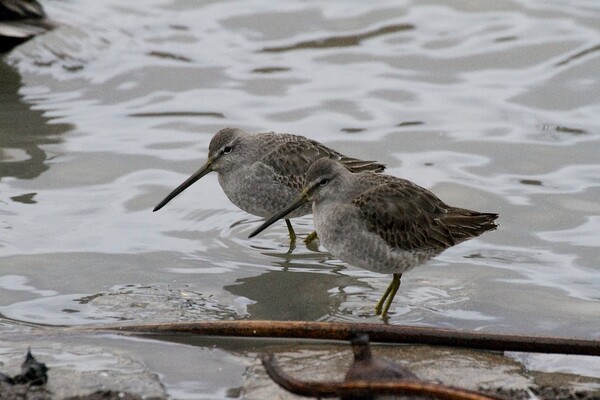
[[1, 0, 599, 398]]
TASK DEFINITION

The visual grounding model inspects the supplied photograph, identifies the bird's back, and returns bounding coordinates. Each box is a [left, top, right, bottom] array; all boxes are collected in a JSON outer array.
[[258, 132, 385, 192], [350, 172, 498, 252]]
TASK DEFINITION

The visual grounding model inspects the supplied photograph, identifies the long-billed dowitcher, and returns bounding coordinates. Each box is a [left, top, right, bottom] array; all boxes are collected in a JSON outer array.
[[153, 128, 385, 243], [249, 158, 498, 318]]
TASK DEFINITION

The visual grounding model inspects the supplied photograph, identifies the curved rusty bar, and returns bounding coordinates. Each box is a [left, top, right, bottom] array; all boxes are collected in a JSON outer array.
[[261, 353, 506, 400]]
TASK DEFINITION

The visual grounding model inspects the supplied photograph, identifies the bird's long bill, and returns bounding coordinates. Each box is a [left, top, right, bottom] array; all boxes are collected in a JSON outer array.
[[248, 194, 309, 238], [153, 160, 212, 212]]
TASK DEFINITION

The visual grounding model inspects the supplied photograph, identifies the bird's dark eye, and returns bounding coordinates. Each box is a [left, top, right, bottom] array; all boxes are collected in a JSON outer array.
[[318, 178, 329, 186], [222, 146, 233, 154]]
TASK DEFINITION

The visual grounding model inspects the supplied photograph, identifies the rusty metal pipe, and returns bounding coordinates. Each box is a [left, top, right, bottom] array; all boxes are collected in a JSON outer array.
[[104, 320, 600, 356]]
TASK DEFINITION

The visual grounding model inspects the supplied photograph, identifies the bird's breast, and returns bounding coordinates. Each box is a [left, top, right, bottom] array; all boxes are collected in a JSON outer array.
[[218, 163, 311, 218], [313, 201, 437, 274]]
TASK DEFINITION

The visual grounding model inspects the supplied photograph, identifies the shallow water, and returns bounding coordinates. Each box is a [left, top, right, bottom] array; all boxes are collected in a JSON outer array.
[[1, 0, 599, 397]]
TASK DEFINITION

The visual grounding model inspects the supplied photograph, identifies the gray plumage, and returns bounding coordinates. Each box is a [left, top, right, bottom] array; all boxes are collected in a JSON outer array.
[[305, 159, 497, 274], [154, 128, 385, 240], [249, 158, 498, 316]]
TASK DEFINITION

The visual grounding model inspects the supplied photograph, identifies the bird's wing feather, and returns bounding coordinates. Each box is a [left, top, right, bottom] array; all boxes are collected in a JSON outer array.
[[260, 137, 337, 191], [260, 135, 385, 191], [352, 179, 458, 251]]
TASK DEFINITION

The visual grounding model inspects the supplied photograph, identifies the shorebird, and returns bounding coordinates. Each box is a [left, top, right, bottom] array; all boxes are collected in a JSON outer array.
[[249, 158, 498, 317], [153, 128, 385, 244]]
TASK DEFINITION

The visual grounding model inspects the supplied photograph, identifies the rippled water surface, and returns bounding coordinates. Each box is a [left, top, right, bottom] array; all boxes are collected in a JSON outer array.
[[1, 0, 599, 397]]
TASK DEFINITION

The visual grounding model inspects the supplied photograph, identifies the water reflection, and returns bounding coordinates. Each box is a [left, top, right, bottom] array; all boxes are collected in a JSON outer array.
[[554, 44, 600, 67], [261, 23, 414, 53], [538, 216, 600, 248], [0, 62, 71, 186], [224, 256, 366, 321]]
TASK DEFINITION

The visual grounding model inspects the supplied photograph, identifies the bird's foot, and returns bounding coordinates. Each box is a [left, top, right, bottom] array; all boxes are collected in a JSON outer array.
[[303, 230, 318, 244]]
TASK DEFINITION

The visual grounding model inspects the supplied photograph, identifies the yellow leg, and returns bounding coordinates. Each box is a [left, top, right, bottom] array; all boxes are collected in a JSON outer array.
[[285, 219, 296, 245], [374, 274, 401, 318], [284, 219, 296, 242], [303, 230, 318, 244]]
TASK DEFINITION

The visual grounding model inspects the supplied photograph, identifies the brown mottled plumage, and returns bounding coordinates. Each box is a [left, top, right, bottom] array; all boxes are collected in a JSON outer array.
[[154, 128, 385, 243], [352, 175, 497, 252], [249, 158, 498, 317]]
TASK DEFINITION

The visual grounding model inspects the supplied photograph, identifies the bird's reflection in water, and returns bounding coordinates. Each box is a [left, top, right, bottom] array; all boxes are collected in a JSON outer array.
[[224, 254, 370, 321], [0, 63, 72, 190]]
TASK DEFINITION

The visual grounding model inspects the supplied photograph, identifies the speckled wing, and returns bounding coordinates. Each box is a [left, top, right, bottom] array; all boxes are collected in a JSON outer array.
[[352, 178, 497, 251], [260, 134, 385, 191]]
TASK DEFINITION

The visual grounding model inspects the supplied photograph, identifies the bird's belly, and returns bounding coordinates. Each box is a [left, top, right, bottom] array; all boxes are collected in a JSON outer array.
[[315, 205, 436, 275], [219, 166, 311, 218]]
